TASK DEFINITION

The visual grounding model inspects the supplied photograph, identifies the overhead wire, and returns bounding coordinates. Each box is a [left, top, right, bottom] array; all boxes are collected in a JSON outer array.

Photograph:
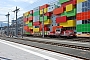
[[17, 0, 58, 17], [1, 0, 58, 21]]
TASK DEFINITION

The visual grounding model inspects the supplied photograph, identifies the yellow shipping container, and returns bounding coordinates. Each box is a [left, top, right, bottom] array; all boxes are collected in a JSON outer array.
[[33, 28, 40, 32], [29, 26, 33, 29], [40, 10, 43, 15], [44, 19, 52, 25], [44, 8, 48, 13], [40, 8, 48, 14], [60, 20, 76, 27], [66, 4, 73, 12], [23, 12, 29, 17], [25, 21, 29, 24], [77, 0, 86, 3]]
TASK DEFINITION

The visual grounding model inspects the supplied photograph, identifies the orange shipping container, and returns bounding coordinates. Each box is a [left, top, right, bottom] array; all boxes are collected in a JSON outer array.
[[52, 26, 63, 32], [53, 7, 64, 15], [40, 4, 49, 10]]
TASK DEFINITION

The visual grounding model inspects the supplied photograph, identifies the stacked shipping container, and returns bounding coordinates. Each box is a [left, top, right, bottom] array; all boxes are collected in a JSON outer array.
[[33, 7, 40, 34], [76, 0, 90, 37], [23, 10, 33, 34], [23, 0, 90, 37]]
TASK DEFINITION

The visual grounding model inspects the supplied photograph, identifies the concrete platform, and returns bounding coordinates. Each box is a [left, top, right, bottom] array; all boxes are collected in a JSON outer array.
[[0, 39, 82, 60]]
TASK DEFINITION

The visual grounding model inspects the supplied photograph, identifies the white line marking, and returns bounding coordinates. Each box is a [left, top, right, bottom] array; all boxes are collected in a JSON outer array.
[[0, 39, 58, 60]]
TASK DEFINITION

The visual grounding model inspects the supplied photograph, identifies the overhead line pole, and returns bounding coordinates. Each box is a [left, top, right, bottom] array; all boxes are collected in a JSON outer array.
[[5, 12, 10, 36], [1, 23, 2, 36], [42, 8, 44, 38], [12, 6, 20, 37]]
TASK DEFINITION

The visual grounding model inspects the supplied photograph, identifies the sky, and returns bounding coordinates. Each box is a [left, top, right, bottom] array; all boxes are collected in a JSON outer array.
[[0, 0, 57, 25]]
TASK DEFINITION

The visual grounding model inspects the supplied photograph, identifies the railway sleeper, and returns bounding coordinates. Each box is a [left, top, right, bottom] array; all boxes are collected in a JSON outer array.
[[69, 45, 77, 48], [51, 43, 58, 45], [76, 46, 83, 49], [83, 47, 90, 51], [63, 44, 70, 47], [44, 42, 51, 44]]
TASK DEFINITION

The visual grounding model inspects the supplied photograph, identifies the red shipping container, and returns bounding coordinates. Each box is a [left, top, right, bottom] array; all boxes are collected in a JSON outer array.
[[77, 10, 90, 20], [24, 26, 29, 30], [40, 24, 47, 28], [45, 12, 52, 16], [33, 21, 41, 26], [23, 18, 28, 22], [53, 7, 64, 15], [40, 27, 48, 31], [62, 0, 76, 8], [40, 4, 49, 10], [24, 26, 33, 32], [28, 16, 33, 21], [76, 13, 81, 17], [52, 26, 63, 32], [40, 26, 49, 31], [56, 16, 67, 23], [24, 26, 29, 32], [76, 17, 81, 20], [40, 24, 49, 31]]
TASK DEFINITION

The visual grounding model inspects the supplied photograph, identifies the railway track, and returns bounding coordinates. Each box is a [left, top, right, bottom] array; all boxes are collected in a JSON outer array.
[[0, 37, 90, 60], [28, 36, 90, 42], [15, 38, 90, 51], [1, 36, 90, 51]]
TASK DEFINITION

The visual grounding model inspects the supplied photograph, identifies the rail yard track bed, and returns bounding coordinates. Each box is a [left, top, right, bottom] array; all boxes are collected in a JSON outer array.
[[0, 37, 90, 60], [0, 37, 90, 51], [26, 36, 90, 42], [19, 37, 90, 48]]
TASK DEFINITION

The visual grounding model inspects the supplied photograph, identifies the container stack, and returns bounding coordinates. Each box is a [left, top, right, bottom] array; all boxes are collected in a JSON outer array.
[[57, 0, 76, 28], [33, 7, 40, 33], [23, 10, 33, 35], [49, 1, 60, 32], [23, 0, 90, 37], [76, 0, 90, 37], [47, 0, 76, 33], [39, 4, 51, 35]]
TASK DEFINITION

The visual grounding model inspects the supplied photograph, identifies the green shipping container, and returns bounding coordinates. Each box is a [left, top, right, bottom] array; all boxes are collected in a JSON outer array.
[[59, 0, 69, 4], [28, 22, 32, 26], [33, 11, 39, 16], [61, 8, 76, 17], [28, 14, 32, 17], [66, 8, 76, 17], [44, 16, 48, 20], [40, 17, 43, 22], [61, 12, 66, 16], [40, 16, 48, 22], [25, 32, 30, 34], [76, 24, 90, 32]]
